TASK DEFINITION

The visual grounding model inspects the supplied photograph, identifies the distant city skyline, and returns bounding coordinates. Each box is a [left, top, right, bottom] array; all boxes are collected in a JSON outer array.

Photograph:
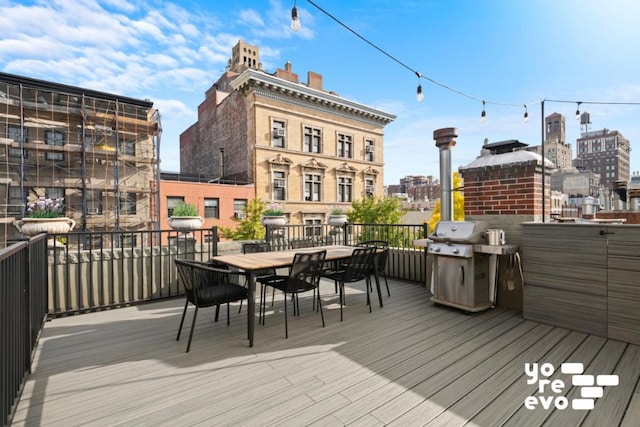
[[2, 0, 640, 185]]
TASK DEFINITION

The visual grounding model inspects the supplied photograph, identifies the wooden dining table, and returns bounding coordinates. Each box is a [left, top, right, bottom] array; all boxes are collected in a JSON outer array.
[[211, 244, 382, 347]]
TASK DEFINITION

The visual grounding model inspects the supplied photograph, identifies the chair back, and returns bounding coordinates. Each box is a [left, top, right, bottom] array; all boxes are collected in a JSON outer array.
[[360, 240, 389, 248], [286, 250, 327, 292], [360, 241, 389, 272], [342, 246, 376, 282], [175, 259, 245, 305], [242, 241, 271, 254], [290, 238, 315, 249]]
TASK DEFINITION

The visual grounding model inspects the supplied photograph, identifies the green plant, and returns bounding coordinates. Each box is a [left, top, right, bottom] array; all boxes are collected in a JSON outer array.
[[26, 196, 64, 218], [219, 198, 266, 240], [171, 202, 199, 217], [263, 202, 284, 216], [329, 206, 347, 215]]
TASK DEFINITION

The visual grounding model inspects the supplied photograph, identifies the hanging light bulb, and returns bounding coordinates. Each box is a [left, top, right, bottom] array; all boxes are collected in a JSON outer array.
[[414, 71, 423, 102], [575, 102, 581, 120], [481, 100, 486, 123], [291, 2, 301, 32], [523, 104, 529, 122]]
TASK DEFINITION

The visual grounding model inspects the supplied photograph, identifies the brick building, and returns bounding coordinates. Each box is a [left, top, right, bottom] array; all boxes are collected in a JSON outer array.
[[159, 172, 255, 243], [575, 128, 630, 189], [180, 41, 396, 225], [529, 112, 573, 169], [0, 72, 161, 247]]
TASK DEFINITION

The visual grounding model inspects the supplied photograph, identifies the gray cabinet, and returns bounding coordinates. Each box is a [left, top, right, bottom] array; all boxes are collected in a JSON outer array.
[[522, 223, 640, 344]]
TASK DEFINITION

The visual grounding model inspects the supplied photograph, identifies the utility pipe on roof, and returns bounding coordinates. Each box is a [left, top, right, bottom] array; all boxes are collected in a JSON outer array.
[[433, 127, 458, 222]]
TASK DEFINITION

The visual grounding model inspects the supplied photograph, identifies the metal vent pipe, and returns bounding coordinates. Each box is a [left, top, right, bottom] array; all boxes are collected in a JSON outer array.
[[433, 127, 458, 222]]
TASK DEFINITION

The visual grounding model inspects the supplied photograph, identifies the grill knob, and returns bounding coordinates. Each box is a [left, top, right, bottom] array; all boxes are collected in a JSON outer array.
[[453, 248, 459, 254], [433, 247, 441, 253]]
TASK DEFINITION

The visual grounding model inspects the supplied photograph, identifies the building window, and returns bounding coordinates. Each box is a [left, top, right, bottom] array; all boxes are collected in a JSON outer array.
[[304, 173, 322, 201], [233, 199, 247, 218], [272, 120, 286, 148], [121, 140, 135, 155], [167, 196, 184, 217], [46, 152, 64, 161], [8, 148, 27, 158], [337, 133, 352, 158], [303, 126, 322, 153], [45, 130, 65, 146], [8, 125, 27, 142], [273, 171, 286, 201], [304, 218, 322, 237], [119, 192, 137, 215], [365, 138, 375, 161], [365, 178, 375, 196], [204, 198, 219, 218], [337, 176, 353, 202], [87, 190, 103, 215], [8, 186, 23, 216]]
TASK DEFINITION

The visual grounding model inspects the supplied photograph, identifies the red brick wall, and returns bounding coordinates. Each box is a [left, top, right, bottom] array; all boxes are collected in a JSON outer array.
[[159, 180, 255, 242], [596, 211, 640, 224], [461, 160, 550, 216]]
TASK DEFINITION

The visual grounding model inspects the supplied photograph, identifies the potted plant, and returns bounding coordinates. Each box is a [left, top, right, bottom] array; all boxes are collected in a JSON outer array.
[[14, 196, 76, 236], [261, 202, 287, 226], [327, 206, 349, 226], [167, 202, 204, 231]]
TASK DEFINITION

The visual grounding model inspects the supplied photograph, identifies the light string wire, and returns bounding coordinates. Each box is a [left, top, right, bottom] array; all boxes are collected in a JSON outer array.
[[304, 0, 640, 111]]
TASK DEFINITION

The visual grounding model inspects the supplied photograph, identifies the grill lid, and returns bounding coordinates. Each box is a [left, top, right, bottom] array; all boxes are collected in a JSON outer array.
[[431, 220, 489, 244]]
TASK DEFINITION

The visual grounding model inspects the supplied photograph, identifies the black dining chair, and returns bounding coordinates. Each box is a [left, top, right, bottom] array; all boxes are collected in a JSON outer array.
[[260, 250, 327, 338], [241, 242, 278, 318], [361, 240, 391, 297], [290, 238, 315, 249], [175, 259, 248, 353], [320, 246, 377, 321]]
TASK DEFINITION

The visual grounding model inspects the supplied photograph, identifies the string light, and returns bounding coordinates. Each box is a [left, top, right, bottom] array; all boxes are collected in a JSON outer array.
[[524, 104, 529, 122], [301, 1, 640, 123], [291, 1, 300, 32]]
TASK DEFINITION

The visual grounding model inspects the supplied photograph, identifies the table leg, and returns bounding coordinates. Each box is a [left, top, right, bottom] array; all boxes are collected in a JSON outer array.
[[247, 271, 256, 347]]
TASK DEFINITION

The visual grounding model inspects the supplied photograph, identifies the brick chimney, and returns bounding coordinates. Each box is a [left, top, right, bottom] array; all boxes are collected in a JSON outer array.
[[460, 139, 553, 220], [275, 61, 299, 83], [307, 71, 323, 90], [459, 139, 554, 311]]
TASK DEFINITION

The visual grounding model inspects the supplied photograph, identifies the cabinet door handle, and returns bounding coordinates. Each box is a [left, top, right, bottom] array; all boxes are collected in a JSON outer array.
[[599, 230, 615, 236]]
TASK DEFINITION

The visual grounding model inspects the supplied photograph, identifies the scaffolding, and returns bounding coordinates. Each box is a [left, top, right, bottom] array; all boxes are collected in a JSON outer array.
[[0, 73, 161, 247]]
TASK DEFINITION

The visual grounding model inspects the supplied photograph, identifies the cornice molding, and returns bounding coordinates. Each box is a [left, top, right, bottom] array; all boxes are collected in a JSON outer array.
[[231, 69, 395, 126]]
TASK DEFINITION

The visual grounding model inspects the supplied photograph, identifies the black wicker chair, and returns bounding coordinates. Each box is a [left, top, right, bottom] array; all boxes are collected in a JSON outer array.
[[320, 246, 377, 321], [290, 238, 315, 249], [360, 240, 391, 297], [260, 250, 327, 338], [241, 242, 278, 319], [175, 259, 248, 352]]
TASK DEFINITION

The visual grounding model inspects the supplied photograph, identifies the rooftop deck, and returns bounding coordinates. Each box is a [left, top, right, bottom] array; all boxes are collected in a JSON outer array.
[[12, 278, 640, 426]]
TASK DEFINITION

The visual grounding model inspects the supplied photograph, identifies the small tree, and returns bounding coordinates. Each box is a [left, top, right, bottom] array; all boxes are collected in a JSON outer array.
[[428, 172, 465, 232], [219, 198, 265, 240], [348, 195, 409, 246], [348, 195, 404, 224]]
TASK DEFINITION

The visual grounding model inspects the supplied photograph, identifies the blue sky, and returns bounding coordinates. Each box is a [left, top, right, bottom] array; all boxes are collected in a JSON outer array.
[[2, 0, 640, 185]]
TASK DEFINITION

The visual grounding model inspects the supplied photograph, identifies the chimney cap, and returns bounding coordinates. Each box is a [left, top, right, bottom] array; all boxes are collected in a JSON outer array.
[[483, 139, 528, 154]]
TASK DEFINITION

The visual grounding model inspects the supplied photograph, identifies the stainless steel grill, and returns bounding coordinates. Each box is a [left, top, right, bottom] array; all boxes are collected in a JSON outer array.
[[429, 220, 491, 312]]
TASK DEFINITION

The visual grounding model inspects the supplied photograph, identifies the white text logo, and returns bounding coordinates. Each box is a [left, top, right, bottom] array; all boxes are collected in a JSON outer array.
[[524, 362, 618, 410]]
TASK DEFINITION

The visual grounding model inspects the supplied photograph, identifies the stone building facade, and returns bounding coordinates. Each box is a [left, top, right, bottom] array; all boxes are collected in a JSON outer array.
[[180, 41, 396, 225]]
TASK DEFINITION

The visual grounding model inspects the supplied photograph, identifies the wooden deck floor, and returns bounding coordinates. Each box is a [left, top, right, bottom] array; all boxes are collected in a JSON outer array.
[[12, 278, 640, 426]]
